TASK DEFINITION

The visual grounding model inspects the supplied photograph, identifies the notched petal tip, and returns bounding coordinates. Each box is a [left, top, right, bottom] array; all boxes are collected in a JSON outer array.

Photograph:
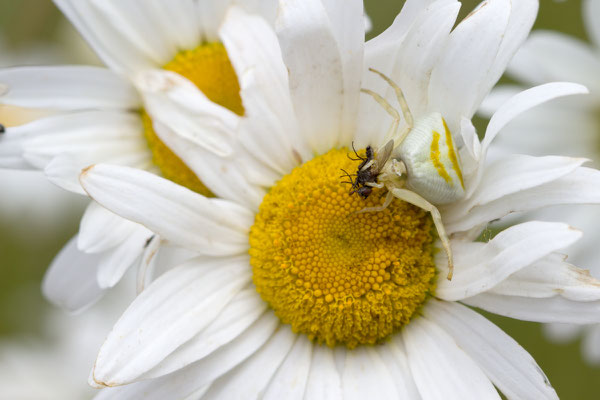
[[463, 0, 489, 21], [88, 367, 108, 389], [80, 163, 97, 179], [567, 265, 600, 287]]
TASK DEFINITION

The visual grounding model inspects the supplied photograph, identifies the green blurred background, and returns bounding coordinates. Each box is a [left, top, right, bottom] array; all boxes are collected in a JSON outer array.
[[0, 0, 597, 398]]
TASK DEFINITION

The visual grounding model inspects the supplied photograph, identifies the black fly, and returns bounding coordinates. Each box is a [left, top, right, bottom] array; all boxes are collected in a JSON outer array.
[[341, 142, 388, 199]]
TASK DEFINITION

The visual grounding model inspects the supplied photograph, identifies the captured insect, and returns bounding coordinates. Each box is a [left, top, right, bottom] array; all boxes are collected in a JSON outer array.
[[348, 68, 466, 280], [341, 144, 380, 199]]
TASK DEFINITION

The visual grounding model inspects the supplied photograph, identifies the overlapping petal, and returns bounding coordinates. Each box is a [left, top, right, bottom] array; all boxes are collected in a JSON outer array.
[[92, 256, 251, 387], [79, 164, 253, 255]]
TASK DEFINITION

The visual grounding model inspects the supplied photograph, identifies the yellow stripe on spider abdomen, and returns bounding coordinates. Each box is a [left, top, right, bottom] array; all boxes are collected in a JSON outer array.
[[430, 130, 452, 184], [398, 112, 466, 205], [443, 118, 464, 189]]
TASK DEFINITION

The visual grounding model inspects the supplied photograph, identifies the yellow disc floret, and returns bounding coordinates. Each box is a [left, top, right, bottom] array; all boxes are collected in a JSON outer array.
[[142, 42, 244, 196], [249, 148, 436, 348]]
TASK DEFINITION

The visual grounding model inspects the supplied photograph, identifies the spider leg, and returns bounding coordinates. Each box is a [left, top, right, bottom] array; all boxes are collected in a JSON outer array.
[[367, 68, 414, 129], [389, 188, 454, 280], [365, 182, 384, 189], [356, 191, 394, 213]]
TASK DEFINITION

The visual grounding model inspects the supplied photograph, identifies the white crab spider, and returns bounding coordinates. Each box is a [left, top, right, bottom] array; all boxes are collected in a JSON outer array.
[[356, 68, 465, 280]]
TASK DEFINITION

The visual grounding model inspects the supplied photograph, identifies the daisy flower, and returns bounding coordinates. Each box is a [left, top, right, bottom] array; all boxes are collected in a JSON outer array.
[[0, 0, 277, 312], [75, 0, 600, 398], [479, 0, 600, 363], [0, 32, 85, 235]]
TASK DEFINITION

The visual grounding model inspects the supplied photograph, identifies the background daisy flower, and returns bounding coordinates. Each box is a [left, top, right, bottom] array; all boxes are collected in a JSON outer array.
[[74, 1, 600, 398], [0, 0, 278, 312], [479, 0, 600, 364], [0, 272, 133, 400]]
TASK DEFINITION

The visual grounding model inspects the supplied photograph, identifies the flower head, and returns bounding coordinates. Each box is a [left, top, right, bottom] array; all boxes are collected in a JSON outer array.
[[0, 0, 277, 311], [74, 0, 600, 398]]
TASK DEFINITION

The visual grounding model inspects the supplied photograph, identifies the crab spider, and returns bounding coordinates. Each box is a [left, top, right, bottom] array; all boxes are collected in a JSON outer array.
[[354, 68, 465, 280]]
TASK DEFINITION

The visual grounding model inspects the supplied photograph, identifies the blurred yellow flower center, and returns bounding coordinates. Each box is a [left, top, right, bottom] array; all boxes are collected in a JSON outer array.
[[142, 42, 244, 196], [249, 148, 436, 348]]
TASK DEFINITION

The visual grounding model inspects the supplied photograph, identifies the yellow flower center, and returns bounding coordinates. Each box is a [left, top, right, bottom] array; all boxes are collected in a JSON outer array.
[[142, 42, 244, 196], [249, 148, 437, 348]]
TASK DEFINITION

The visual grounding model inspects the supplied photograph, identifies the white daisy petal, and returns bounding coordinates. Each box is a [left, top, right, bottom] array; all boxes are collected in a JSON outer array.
[[488, 253, 600, 302], [458, 117, 480, 176], [78, 202, 140, 254], [262, 336, 313, 400], [92, 256, 251, 386], [196, 0, 233, 41], [393, 0, 456, 31], [93, 379, 209, 400], [41, 236, 105, 313], [151, 120, 266, 210], [445, 154, 588, 224], [42, 155, 88, 195], [584, 0, 600, 48], [403, 317, 501, 400], [426, 300, 557, 400], [436, 222, 581, 302], [474, 155, 587, 206], [201, 327, 297, 400], [321, 0, 364, 145], [376, 337, 421, 399], [12, 110, 143, 168], [358, 2, 413, 132], [44, 144, 152, 195], [53, 0, 157, 75], [94, 312, 279, 399], [143, 0, 201, 51], [463, 293, 600, 324], [449, 167, 600, 234], [136, 234, 162, 294], [275, 0, 344, 153], [486, 0, 538, 92], [79, 164, 253, 256], [508, 31, 600, 90], [472, 82, 589, 192], [96, 225, 151, 289], [358, 1, 460, 147], [177, 312, 279, 390], [428, 0, 511, 130], [478, 85, 521, 118], [304, 346, 343, 400], [0, 138, 32, 169], [135, 69, 239, 157], [0, 66, 140, 110], [86, 1, 177, 65], [142, 287, 267, 379], [221, 6, 310, 173], [390, 1, 460, 118], [342, 347, 399, 400]]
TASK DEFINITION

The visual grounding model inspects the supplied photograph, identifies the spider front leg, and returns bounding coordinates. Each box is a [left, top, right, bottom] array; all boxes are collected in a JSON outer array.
[[364, 68, 414, 146], [357, 190, 394, 213], [389, 188, 454, 280]]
